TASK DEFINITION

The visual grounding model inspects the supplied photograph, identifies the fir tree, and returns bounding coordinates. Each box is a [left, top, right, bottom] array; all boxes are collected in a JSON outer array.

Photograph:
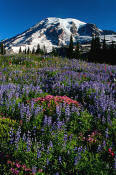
[[32, 47, 35, 54], [74, 41, 80, 59], [110, 40, 115, 51], [36, 44, 41, 54], [52, 47, 58, 57], [103, 35, 107, 50], [102, 35, 107, 63], [27, 47, 30, 54], [109, 41, 116, 64], [95, 35, 101, 52], [24, 48, 27, 54], [91, 34, 95, 52], [68, 35, 74, 59], [0, 42, 5, 55], [43, 45, 47, 55], [19, 47, 22, 54]]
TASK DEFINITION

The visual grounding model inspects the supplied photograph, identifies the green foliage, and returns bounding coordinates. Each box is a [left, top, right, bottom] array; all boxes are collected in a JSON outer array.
[[45, 70, 58, 78], [0, 117, 18, 151], [67, 110, 92, 134], [86, 88, 96, 96]]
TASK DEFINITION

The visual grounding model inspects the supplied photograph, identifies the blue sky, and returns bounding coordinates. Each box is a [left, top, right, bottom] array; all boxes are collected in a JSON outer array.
[[0, 0, 116, 40]]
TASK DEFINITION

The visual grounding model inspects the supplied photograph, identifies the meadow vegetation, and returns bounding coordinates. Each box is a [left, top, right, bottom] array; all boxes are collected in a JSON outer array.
[[0, 54, 116, 174]]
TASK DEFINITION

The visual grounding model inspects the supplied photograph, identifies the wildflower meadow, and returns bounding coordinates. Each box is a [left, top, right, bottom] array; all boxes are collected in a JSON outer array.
[[0, 54, 116, 175]]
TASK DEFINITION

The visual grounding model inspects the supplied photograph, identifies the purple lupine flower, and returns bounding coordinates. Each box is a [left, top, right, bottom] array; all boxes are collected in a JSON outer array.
[[22, 133, 26, 142], [9, 127, 14, 144], [32, 166, 37, 174], [26, 136, 32, 152], [78, 146, 83, 153], [34, 105, 41, 116], [97, 144, 102, 152], [15, 126, 21, 149], [41, 128, 44, 132], [102, 116, 106, 124], [26, 105, 32, 122], [107, 115, 112, 126], [105, 128, 109, 139], [74, 147, 78, 151], [63, 134, 68, 142], [47, 116, 52, 126], [56, 105, 61, 117], [37, 149, 41, 159], [57, 120, 63, 130], [97, 113, 101, 119], [74, 156, 78, 166], [46, 158, 49, 165], [69, 134, 73, 141], [31, 101, 35, 113], [65, 104, 70, 117], [49, 141, 53, 148], [103, 140, 106, 148], [78, 153, 81, 161], [83, 146, 87, 153], [58, 156, 62, 163], [43, 115, 48, 126], [55, 172, 59, 175], [71, 104, 76, 113]]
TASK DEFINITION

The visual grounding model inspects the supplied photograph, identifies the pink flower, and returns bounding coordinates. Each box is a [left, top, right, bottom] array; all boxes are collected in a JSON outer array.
[[111, 152, 115, 157], [38, 169, 43, 172], [16, 163, 21, 168], [7, 160, 12, 164], [22, 164, 26, 169], [24, 168, 31, 172], [108, 148, 112, 153], [10, 168, 19, 174], [15, 170, 19, 174]]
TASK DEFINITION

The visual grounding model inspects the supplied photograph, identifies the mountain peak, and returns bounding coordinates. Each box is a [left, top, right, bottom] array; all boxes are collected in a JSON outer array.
[[4, 17, 116, 53]]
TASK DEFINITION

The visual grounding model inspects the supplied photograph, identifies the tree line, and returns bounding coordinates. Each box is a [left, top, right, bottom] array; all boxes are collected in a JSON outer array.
[[1, 35, 116, 65], [87, 34, 116, 65], [51, 34, 116, 65], [19, 44, 47, 55]]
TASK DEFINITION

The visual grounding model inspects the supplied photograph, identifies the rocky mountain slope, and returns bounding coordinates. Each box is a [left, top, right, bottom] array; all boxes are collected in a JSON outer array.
[[4, 17, 116, 53]]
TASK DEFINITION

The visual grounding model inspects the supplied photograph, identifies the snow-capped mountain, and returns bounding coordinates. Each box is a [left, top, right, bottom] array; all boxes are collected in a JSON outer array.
[[4, 17, 116, 53]]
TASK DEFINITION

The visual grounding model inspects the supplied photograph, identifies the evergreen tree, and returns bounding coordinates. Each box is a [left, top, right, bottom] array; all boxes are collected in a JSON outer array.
[[90, 34, 101, 61], [19, 47, 22, 54], [90, 34, 95, 52], [52, 47, 58, 57], [67, 35, 74, 59], [110, 40, 115, 51], [27, 47, 30, 54], [74, 41, 80, 59], [94, 35, 101, 53], [103, 35, 107, 50], [0, 42, 5, 55], [36, 44, 41, 54], [43, 45, 47, 55], [90, 34, 101, 53], [24, 48, 27, 54], [32, 47, 35, 54], [109, 41, 116, 64]]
